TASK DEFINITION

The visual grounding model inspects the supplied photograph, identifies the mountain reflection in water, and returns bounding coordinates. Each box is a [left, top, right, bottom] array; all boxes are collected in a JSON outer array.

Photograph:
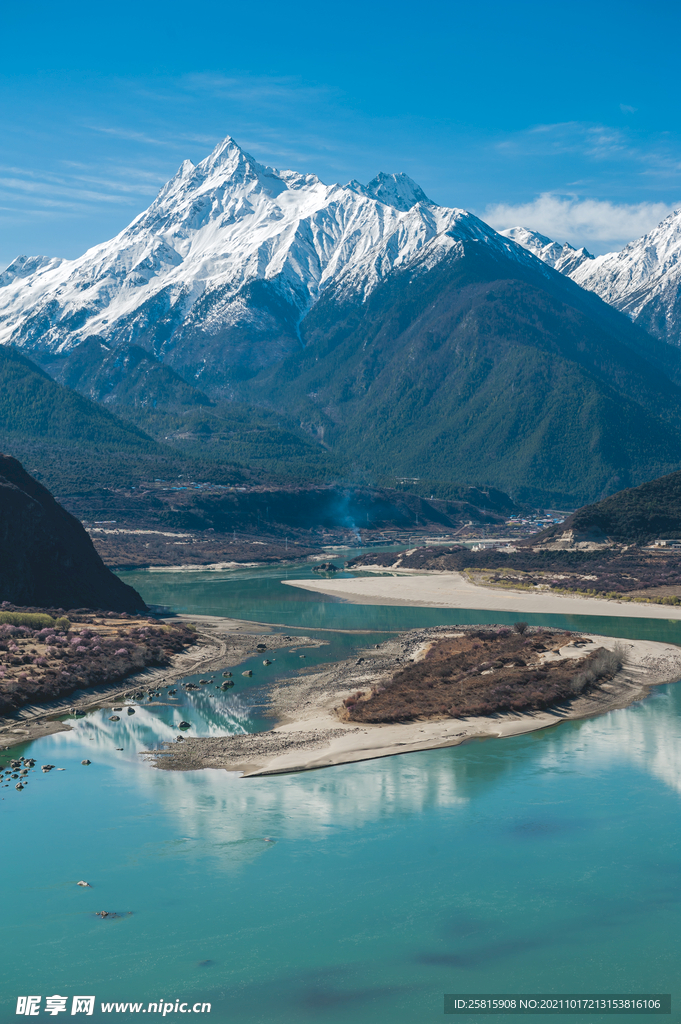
[[2, 562, 680, 1023]]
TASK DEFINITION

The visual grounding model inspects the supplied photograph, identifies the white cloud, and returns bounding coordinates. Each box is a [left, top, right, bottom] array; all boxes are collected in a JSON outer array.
[[481, 193, 679, 251]]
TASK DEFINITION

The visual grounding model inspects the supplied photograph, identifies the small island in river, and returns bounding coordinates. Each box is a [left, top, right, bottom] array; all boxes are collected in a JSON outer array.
[[146, 624, 681, 777]]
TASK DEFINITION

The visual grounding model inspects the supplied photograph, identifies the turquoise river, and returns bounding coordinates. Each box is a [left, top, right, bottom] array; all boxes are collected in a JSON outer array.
[[2, 555, 681, 1023]]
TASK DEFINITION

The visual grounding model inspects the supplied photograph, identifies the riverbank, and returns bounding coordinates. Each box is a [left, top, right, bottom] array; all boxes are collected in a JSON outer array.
[[146, 627, 681, 776], [0, 615, 325, 749], [283, 571, 681, 618]]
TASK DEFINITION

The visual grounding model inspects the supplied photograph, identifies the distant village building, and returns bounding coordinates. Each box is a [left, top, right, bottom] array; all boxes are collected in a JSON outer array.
[[653, 538, 681, 548]]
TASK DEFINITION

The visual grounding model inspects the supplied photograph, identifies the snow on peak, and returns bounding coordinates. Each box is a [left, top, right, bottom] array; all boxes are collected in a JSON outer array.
[[364, 172, 433, 211], [0, 254, 65, 288], [501, 212, 681, 346], [177, 158, 194, 177], [500, 227, 594, 276], [564, 208, 681, 343], [0, 137, 537, 359], [346, 172, 433, 211], [201, 135, 242, 167]]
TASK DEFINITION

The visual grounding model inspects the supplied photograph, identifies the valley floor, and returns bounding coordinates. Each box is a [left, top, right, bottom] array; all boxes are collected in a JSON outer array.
[[283, 570, 681, 618]]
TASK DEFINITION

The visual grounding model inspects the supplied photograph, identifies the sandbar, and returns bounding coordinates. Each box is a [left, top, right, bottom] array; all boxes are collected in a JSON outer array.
[[146, 627, 681, 777], [283, 571, 681, 619]]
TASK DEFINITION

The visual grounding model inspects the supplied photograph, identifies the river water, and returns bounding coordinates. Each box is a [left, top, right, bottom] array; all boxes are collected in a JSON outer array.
[[2, 556, 680, 1023]]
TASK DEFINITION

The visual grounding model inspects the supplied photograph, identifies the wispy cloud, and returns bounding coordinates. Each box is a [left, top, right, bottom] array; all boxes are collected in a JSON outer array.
[[483, 193, 679, 250], [0, 159, 168, 215], [495, 119, 681, 184], [85, 125, 172, 146], [180, 73, 336, 106], [497, 121, 635, 161]]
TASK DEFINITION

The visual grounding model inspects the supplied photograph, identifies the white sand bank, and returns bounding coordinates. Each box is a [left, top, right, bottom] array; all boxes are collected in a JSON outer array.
[[147, 630, 681, 777], [283, 572, 681, 619]]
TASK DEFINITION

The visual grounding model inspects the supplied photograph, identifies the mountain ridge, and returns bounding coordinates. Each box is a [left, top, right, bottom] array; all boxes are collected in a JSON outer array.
[[4, 138, 681, 505], [0, 136, 546, 389], [505, 212, 681, 347], [252, 243, 681, 504], [532, 468, 681, 546]]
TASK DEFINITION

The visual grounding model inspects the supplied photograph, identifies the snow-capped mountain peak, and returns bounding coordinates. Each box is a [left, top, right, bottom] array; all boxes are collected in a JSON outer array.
[[0, 136, 541, 384], [501, 226, 595, 276], [0, 254, 66, 288], [364, 171, 433, 211], [345, 171, 432, 211], [503, 211, 681, 347]]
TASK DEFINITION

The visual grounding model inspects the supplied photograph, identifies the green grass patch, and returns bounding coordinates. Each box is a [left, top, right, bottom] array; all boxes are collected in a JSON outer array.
[[0, 611, 70, 628]]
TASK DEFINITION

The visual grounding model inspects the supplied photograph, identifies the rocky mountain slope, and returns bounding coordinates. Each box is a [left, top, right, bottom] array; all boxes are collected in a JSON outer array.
[[0, 454, 145, 611], [503, 211, 681, 347]]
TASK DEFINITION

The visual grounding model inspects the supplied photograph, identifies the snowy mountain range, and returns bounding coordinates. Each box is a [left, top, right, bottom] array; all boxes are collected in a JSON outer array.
[[0, 137, 542, 388], [2, 136, 680, 388], [500, 227, 596, 277], [502, 211, 681, 347], [5, 135, 681, 504]]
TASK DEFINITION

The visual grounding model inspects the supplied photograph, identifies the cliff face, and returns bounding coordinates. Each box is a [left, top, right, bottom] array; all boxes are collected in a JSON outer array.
[[0, 455, 145, 612]]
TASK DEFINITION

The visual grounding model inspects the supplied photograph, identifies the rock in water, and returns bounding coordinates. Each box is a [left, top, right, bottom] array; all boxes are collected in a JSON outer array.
[[178, 721, 191, 729], [127, 707, 135, 715], [109, 715, 120, 721], [81, 759, 91, 766]]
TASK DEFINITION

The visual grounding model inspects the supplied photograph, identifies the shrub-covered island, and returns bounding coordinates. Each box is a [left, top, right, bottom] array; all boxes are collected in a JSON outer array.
[[340, 626, 621, 723], [146, 625, 681, 778]]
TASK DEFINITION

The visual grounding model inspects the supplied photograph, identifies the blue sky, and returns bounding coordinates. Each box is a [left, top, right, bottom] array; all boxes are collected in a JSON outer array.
[[2, 0, 680, 267]]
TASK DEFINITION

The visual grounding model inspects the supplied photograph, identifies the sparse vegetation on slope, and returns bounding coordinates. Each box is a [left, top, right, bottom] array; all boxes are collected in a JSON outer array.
[[534, 468, 681, 545], [349, 545, 681, 603]]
